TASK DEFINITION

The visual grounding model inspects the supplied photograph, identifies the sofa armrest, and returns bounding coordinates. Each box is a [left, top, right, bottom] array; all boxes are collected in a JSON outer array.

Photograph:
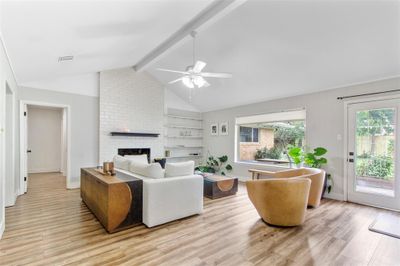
[[142, 175, 204, 227]]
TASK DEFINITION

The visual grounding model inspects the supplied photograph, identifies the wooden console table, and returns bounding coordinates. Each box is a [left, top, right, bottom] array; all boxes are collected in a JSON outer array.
[[248, 169, 275, 180], [80, 168, 143, 233]]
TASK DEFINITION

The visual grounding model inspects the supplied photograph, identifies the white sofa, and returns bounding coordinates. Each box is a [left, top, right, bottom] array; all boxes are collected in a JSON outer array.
[[113, 156, 203, 227]]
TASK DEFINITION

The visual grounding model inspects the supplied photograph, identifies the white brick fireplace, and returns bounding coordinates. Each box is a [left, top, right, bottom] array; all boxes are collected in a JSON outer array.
[[99, 67, 164, 163]]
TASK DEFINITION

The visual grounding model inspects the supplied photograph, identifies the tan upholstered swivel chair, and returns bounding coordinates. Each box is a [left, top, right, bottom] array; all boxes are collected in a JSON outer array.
[[249, 168, 325, 208], [272, 168, 325, 208], [246, 178, 311, 226]]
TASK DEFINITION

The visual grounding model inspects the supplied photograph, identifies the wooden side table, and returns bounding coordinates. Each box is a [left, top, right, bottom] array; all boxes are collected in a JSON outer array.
[[204, 175, 238, 199], [81, 168, 143, 233]]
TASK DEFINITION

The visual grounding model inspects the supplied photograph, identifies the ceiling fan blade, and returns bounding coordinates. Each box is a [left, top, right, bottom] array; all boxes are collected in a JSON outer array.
[[192, 61, 206, 73], [203, 79, 210, 87], [157, 68, 189, 75], [201, 72, 232, 78], [168, 77, 184, 84]]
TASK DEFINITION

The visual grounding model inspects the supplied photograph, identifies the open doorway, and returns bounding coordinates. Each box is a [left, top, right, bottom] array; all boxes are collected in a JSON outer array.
[[19, 101, 71, 192]]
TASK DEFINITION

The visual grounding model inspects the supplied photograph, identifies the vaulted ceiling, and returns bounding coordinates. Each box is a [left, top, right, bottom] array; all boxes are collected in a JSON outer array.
[[0, 0, 213, 83], [1, 0, 399, 111], [148, 0, 400, 111]]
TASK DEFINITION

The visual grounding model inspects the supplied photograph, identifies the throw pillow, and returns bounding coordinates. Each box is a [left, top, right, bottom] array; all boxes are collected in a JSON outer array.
[[113, 155, 130, 171], [129, 162, 164, 179], [124, 154, 149, 164], [165, 161, 195, 177]]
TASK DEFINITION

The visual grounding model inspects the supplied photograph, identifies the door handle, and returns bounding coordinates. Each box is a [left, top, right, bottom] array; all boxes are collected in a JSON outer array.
[[27, 150, 32, 153]]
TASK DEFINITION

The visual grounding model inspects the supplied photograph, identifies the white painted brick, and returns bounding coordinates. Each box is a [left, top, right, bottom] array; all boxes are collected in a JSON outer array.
[[99, 68, 164, 163]]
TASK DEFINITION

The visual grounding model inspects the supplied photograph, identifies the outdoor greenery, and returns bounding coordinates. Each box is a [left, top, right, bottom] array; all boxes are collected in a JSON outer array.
[[356, 156, 394, 180], [255, 146, 281, 160], [355, 108, 395, 180], [196, 155, 233, 176], [254, 120, 305, 160]]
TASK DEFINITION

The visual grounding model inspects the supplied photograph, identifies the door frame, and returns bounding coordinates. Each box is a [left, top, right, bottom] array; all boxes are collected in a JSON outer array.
[[5, 82, 16, 205], [343, 94, 400, 208], [19, 100, 72, 193]]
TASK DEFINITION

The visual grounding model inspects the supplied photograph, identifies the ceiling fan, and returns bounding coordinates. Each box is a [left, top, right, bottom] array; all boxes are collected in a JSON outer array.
[[157, 31, 232, 89]]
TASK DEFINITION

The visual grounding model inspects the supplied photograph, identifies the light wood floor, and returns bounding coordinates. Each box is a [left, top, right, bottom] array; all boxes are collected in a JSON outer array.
[[1, 173, 400, 266]]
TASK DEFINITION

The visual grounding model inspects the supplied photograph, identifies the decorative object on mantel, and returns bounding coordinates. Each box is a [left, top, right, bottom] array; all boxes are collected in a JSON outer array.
[[210, 123, 218, 136], [110, 132, 160, 137], [219, 122, 228, 136]]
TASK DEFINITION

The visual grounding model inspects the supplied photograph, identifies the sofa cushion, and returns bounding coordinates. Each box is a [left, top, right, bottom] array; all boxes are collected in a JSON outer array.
[[113, 155, 130, 171], [129, 162, 164, 179], [124, 154, 149, 164], [165, 161, 195, 177]]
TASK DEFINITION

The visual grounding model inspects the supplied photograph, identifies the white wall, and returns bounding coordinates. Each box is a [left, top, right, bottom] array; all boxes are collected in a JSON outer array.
[[0, 36, 18, 239], [16, 87, 99, 188], [99, 68, 164, 162], [202, 77, 400, 200], [27, 106, 62, 173], [5, 86, 15, 207], [21, 73, 99, 97], [164, 89, 200, 112]]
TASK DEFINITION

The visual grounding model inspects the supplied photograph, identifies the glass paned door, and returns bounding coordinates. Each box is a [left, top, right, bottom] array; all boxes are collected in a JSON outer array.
[[348, 99, 400, 210]]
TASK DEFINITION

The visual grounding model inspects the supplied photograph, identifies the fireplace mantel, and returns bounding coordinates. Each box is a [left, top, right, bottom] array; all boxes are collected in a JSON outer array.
[[110, 132, 160, 137]]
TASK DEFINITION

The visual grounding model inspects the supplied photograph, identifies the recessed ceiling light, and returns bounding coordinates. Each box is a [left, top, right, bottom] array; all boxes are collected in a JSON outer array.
[[58, 55, 74, 62]]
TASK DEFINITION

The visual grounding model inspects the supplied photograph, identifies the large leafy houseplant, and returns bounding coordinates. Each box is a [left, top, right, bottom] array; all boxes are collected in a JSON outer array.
[[288, 146, 333, 193], [196, 155, 233, 176], [287, 146, 304, 167]]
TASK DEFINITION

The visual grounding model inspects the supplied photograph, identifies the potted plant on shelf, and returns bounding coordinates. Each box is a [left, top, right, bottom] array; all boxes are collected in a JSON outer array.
[[196, 154, 233, 176], [288, 146, 333, 194]]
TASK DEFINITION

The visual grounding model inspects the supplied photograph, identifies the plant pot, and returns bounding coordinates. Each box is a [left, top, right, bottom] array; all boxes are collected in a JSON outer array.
[[321, 173, 330, 199]]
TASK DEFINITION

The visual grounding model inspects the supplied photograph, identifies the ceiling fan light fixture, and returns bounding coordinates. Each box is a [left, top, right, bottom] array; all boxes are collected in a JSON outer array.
[[193, 75, 206, 88], [182, 76, 194, 88]]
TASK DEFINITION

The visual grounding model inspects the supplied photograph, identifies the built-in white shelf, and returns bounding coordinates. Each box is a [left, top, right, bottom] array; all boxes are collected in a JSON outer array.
[[165, 146, 203, 149], [165, 115, 203, 121], [164, 108, 203, 161], [166, 155, 202, 159], [165, 135, 203, 139], [165, 124, 203, 130]]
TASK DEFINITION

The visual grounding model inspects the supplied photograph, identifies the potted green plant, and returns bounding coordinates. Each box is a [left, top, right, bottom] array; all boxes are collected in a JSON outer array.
[[287, 146, 304, 168], [196, 154, 233, 176], [288, 146, 333, 194]]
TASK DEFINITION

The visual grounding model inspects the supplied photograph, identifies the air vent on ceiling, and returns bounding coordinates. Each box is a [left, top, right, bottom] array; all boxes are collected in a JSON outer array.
[[58, 55, 74, 62]]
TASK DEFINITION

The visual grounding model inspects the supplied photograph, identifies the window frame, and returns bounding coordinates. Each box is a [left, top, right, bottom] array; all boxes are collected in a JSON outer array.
[[234, 109, 307, 166], [239, 126, 259, 143]]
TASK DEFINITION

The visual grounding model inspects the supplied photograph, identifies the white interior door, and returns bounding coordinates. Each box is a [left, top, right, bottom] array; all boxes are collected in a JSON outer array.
[[347, 98, 400, 210]]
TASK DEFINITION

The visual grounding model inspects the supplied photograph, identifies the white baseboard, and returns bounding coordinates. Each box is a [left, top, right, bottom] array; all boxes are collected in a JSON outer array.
[[67, 181, 80, 189], [0, 219, 4, 240], [323, 192, 344, 201], [28, 168, 61, 174], [5, 194, 16, 207]]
